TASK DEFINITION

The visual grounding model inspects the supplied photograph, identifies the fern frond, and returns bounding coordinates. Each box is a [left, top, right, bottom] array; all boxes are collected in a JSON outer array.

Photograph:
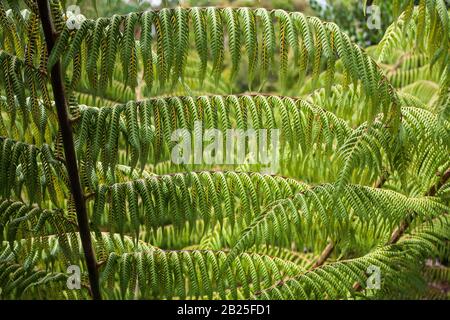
[[225, 184, 449, 272], [48, 8, 401, 124], [254, 216, 450, 299], [91, 170, 308, 239]]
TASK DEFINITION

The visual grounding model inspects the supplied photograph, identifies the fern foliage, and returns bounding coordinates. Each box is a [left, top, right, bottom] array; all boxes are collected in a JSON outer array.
[[0, 0, 449, 300]]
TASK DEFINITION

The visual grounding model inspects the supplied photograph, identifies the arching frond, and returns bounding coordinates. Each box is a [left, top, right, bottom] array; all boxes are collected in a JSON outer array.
[[0, 0, 448, 301]]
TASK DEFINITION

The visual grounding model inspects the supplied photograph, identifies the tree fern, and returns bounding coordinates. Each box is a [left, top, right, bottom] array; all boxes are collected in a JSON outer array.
[[0, 0, 449, 300]]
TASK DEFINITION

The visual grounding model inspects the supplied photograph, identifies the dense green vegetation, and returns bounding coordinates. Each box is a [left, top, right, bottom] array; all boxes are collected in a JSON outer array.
[[0, 0, 449, 300]]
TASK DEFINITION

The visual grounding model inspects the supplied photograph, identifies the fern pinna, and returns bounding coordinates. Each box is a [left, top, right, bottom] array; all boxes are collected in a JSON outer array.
[[0, 0, 449, 300]]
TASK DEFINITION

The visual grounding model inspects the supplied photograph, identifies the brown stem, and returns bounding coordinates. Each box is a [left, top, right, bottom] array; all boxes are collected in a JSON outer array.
[[310, 172, 390, 270], [354, 168, 450, 292], [373, 170, 389, 189], [427, 169, 450, 197], [311, 241, 335, 269], [387, 218, 411, 245], [36, 0, 101, 300], [388, 168, 450, 245]]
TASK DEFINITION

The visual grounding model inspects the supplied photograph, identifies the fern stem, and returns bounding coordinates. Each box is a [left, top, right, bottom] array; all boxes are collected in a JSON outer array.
[[311, 241, 334, 269], [36, 0, 101, 300], [352, 169, 450, 291], [353, 168, 450, 292], [310, 172, 390, 270], [388, 168, 450, 245]]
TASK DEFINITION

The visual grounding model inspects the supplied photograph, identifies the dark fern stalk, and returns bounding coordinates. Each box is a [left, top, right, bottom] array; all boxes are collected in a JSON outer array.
[[36, 0, 102, 300]]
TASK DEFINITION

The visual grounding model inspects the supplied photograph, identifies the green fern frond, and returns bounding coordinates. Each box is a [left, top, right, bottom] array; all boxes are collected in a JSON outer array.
[[225, 184, 449, 272]]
